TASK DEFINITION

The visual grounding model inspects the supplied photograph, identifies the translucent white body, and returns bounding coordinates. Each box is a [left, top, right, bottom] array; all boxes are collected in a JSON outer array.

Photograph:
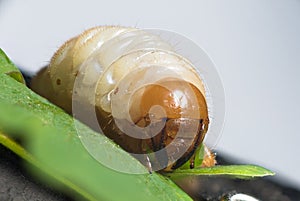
[[45, 26, 206, 118]]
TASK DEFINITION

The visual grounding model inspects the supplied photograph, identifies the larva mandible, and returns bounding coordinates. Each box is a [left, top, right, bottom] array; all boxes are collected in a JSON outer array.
[[31, 26, 216, 172]]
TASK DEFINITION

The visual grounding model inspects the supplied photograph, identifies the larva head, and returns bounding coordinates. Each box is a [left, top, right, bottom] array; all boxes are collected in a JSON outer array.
[[130, 78, 208, 129]]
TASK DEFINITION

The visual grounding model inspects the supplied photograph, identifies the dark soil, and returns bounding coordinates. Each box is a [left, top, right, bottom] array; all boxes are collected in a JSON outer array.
[[0, 145, 72, 201]]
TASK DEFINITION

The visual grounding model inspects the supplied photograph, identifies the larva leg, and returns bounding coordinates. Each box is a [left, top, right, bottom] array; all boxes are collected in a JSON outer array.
[[189, 154, 196, 169], [146, 155, 153, 174]]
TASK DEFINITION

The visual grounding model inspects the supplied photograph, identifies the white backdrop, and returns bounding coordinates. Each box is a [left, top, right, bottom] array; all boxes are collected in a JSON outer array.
[[0, 0, 299, 188]]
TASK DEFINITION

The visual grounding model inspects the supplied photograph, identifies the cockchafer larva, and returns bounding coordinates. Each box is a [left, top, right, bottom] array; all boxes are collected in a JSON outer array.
[[31, 26, 216, 171]]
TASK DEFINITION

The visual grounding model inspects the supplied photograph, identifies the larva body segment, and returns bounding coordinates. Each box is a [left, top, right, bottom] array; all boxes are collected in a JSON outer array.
[[32, 26, 213, 171]]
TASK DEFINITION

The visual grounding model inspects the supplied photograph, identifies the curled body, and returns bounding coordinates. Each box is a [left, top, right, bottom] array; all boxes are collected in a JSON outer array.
[[31, 26, 215, 171]]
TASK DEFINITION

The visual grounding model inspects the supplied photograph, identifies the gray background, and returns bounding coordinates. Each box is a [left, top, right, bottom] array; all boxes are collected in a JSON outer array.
[[0, 0, 299, 189]]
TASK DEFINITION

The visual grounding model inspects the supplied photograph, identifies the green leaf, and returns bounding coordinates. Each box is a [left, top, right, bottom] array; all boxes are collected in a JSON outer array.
[[0, 50, 192, 200], [178, 143, 205, 170], [166, 165, 275, 179], [0, 48, 25, 83]]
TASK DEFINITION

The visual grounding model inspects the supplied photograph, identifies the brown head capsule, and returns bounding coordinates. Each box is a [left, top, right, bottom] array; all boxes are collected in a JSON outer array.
[[31, 26, 215, 171], [132, 79, 209, 170]]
